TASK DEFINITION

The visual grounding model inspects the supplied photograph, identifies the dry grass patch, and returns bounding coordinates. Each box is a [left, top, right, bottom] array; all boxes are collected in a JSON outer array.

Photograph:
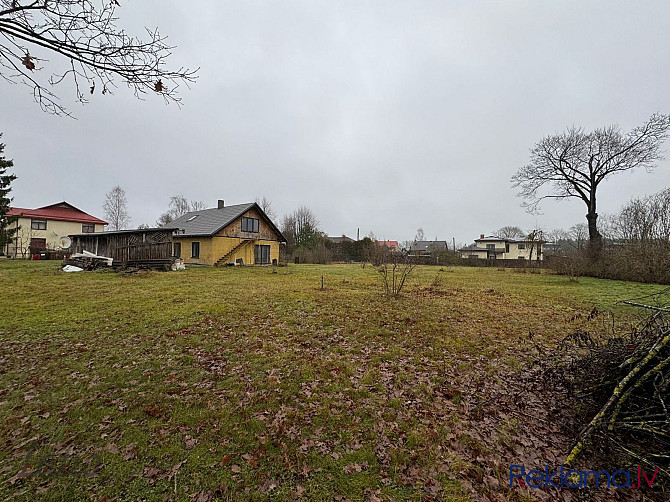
[[0, 261, 662, 501]]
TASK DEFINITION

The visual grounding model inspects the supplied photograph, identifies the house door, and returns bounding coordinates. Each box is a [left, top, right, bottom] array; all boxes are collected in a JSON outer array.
[[254, 245, 270, 265], [30, 238, 46, 254], [173, 242, 181, 258]]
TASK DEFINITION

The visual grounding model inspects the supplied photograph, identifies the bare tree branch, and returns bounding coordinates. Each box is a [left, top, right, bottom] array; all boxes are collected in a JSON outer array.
[[0, 0, 197, 116]]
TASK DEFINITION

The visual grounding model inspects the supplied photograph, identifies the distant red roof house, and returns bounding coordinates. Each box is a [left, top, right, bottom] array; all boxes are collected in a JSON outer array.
[[5, 202, 107, 258], [8, 201, 107, 225], [377, 240, 399, 250]]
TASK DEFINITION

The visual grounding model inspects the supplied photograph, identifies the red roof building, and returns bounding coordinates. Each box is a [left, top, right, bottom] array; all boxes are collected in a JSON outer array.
[[5, 202, 107, 258], [377, 240, 399, 250], [8, 201, 107, 225]]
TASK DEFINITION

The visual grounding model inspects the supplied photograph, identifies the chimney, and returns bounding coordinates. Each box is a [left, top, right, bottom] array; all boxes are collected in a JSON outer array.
[[480, 234, 485, 239], [218, 199, 224, 209]]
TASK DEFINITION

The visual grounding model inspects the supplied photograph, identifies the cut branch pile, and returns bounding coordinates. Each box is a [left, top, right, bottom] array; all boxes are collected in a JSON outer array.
[[559, 301, 670, 482]]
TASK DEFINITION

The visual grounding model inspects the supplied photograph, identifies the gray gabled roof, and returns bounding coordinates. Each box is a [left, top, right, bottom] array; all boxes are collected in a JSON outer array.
[[410, 240, 449, 251], [162, 202, 286, 241], [326, 235, 354, 243]]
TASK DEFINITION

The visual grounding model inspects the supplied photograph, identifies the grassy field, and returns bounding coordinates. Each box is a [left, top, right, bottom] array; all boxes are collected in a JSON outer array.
[[0, 261, 665, 501]]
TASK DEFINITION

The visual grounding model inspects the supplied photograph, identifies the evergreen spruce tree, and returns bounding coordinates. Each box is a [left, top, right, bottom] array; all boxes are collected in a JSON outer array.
[[0, 134, 18, 254]]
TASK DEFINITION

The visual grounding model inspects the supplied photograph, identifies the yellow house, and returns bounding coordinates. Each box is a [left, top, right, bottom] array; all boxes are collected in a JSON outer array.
[[6, 201, 107, 258], [164, 201, 285, 266]]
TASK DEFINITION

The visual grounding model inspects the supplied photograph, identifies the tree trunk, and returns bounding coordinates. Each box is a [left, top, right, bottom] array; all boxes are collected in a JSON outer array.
[[586, 211, 602, 259]]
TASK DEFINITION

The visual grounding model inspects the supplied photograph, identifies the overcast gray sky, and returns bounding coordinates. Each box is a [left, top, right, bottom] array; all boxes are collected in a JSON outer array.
[[3, 0, 670, 244]]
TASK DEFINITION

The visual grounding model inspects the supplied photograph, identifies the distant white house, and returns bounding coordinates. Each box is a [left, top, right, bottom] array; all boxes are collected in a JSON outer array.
[[459, 234, 544, 261]]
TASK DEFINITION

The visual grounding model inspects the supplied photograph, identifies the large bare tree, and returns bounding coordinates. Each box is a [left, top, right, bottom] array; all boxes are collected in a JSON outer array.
[[495, 225, 525, 239], [512, 114, 670, 254], [0, 1, 196, 115], [103, 185, 130, 230]]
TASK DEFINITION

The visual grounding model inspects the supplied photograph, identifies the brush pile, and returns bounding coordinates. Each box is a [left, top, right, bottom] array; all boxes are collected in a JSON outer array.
[[557, 299, 670, 483]]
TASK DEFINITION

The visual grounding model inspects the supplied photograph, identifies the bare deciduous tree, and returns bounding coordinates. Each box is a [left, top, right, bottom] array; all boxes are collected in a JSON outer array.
[[169, 195, 190, 218], [525, 228, 544, 261], [281, 206, 320, 251], [543, 228, 571, 256], [189, 200, 206, 212], [103, 185, 130, 230], [156, 195, 205, 226], [615, 188, 670, 242], [568, 223, 588, 251], [415, 227, 425, 241], [512, 114, 670, 255], [0, 1, 197, 116], [495, 225, 525, 239], [546, 228, 568, 244], [255, 195, 276, 220]]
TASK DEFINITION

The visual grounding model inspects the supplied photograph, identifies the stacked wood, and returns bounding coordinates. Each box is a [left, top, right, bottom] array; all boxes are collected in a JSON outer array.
[[62, 252, 113, 271], [114, 258, 182, 271]]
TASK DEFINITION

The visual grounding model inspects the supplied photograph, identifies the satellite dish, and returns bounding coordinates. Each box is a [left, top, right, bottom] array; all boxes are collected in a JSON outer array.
[[59, 236, 72, 249]]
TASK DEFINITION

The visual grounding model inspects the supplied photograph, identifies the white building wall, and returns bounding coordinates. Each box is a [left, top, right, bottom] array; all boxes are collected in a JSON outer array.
[[6, 217, 105, 258]]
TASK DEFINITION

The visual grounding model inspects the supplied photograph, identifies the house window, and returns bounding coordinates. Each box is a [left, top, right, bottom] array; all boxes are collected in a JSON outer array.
[[241, 217, 259, 233], [518, 243, 526, 250], [174, 242, 181, 258], [254, 244, 270, 264], [191, 241, 200, 258], [31, 219, 47, 230], [82, 224, 95, 233], [486, 243, 495, 250]]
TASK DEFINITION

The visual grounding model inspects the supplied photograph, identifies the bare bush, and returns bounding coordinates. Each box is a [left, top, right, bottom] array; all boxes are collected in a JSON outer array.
[[367, 244, 417, 297]]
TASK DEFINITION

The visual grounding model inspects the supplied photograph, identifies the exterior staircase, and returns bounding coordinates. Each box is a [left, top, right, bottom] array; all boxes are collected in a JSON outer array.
[[214, 239, 253, 267]]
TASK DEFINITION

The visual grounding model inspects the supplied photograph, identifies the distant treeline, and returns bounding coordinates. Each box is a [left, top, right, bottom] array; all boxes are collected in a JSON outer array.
[[549, 188, 670, 284]]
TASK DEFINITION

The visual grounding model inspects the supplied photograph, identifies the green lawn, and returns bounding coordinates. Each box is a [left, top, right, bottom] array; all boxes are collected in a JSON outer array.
[[0, 261, 664, 501]]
